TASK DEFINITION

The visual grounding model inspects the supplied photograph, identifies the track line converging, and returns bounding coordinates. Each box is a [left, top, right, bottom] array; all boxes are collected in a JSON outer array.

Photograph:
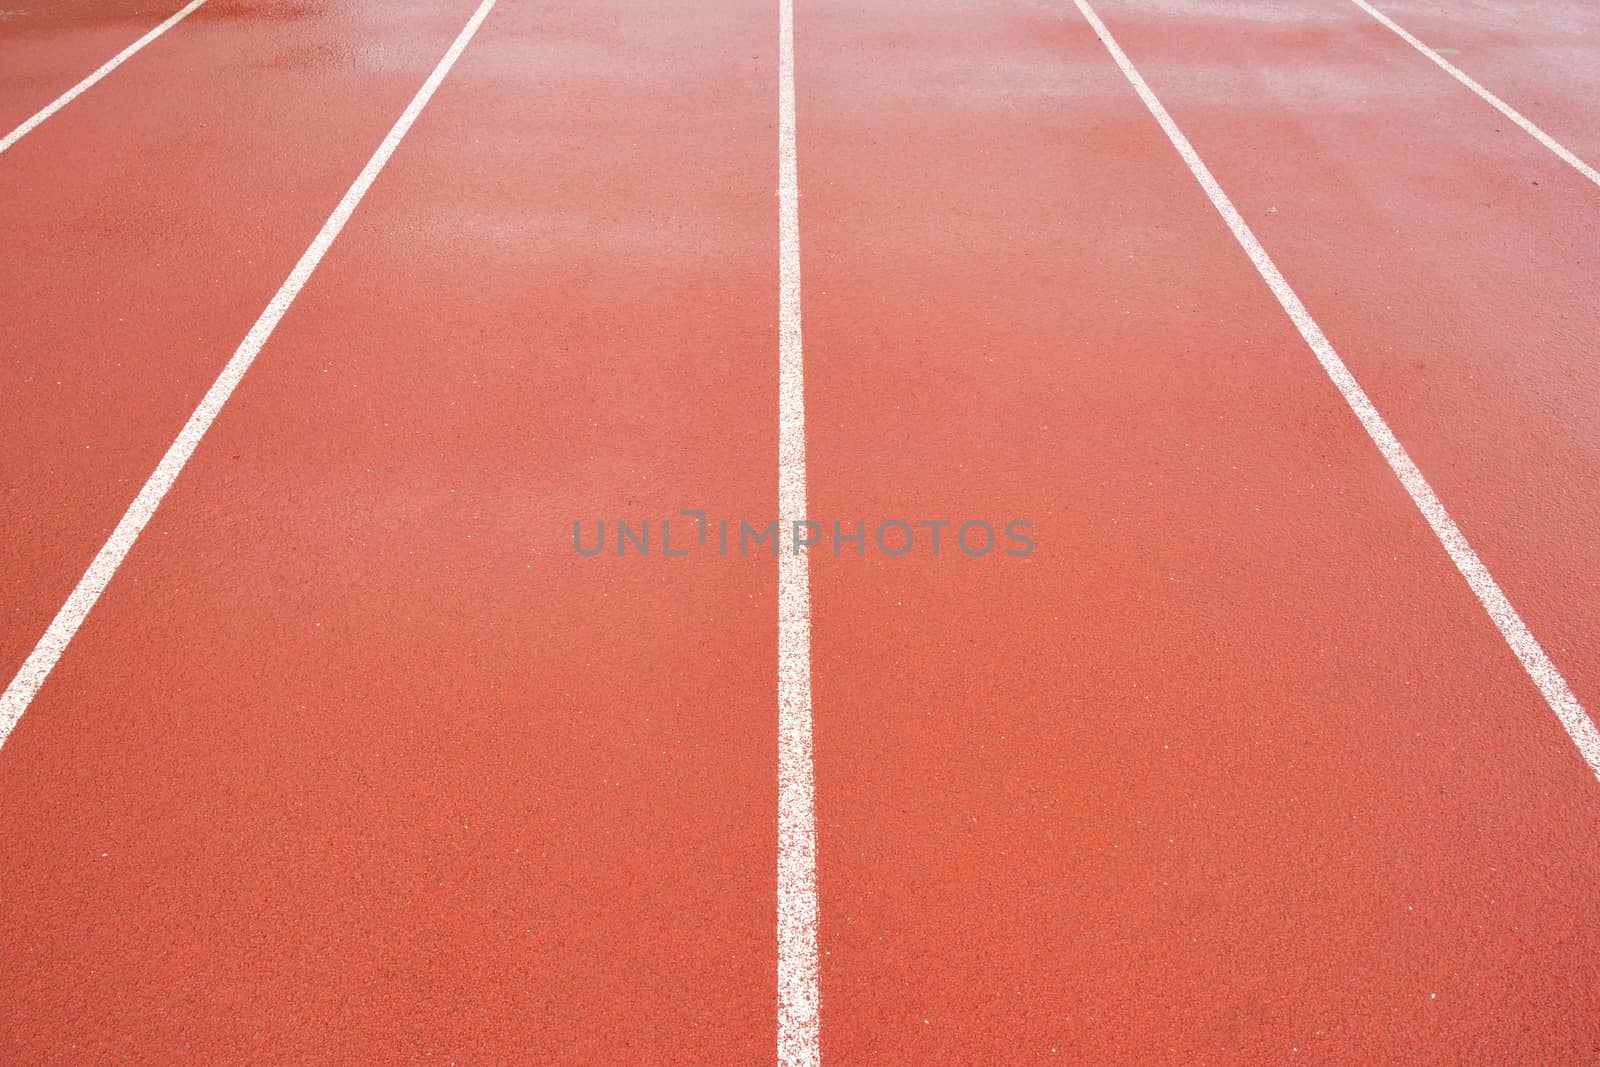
[[0, 0, 500, 748], [0, 0, 208, 156], [1071, 0, 1600, 781], [1348, 0, 1600, 189]]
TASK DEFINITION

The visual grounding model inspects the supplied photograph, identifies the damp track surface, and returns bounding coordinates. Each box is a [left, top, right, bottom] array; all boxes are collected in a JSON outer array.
[[1, 0, 1598, 1060]]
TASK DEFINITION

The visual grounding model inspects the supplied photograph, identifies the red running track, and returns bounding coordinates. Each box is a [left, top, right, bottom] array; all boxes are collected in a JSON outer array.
[[1362, 0, 1600, 168], [0, 0, 489, 685], [799, 0, 1600, 1059], [1, 0, 780, 1059], [2, 0, 1598, 1061], [0, 0, 194, 135]]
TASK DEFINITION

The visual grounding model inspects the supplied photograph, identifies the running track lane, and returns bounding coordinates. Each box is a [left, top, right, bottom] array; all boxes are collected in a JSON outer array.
[[1088, 0, 1600, 736], [0, 0, 201, 138], [797, 0, 1600, 1059], [0, 0, 780, 1059], [1353, 0, 1600, 174], [0, 0, 484, 687]]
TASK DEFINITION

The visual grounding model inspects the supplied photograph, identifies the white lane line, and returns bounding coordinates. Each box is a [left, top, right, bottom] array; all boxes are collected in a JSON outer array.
[[0, 0, 497, 749], [1348, 0, 1600, 190], [1071, 0, 1600, 782], [776, 0, 820, 1061], [0, 0, 209, 156]]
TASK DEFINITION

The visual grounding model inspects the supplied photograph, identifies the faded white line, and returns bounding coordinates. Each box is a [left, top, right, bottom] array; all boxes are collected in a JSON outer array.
[[1349, 0, 1600, 190], [776, 0, 820, 1062], [0, 0, 208, 156], [1071, 0, 1600, 781], [0, 0, 497, 748]]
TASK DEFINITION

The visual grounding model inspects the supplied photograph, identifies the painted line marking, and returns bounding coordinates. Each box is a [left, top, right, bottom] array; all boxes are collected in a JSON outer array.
[[776, 0, 820, 1062], [0, 0, 498, 749], [0, 0, 208, 156], [1348, 0, 1600, 189], [1070, 0, 1600, 782]]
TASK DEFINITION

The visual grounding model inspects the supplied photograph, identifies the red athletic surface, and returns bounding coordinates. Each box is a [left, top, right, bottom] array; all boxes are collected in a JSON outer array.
[[2, 0, 1598, 1061]]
